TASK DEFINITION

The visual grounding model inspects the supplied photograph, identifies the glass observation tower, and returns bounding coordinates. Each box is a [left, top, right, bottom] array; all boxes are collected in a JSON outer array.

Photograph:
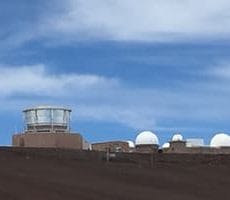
[[23, 106, 71, 133]]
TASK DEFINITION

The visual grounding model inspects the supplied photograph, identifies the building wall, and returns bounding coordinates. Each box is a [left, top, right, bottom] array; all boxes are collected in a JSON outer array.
[[135, 144, 159, 153], [12, 133, 83, 149], [92, 141, 130, 152], [165, 141, 230, 154], [166, 141, 187, 153], [185, 147, 230, 154]]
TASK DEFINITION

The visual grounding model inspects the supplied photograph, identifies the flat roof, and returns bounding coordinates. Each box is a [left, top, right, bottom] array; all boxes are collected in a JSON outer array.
[[23, 105, 72, 112]]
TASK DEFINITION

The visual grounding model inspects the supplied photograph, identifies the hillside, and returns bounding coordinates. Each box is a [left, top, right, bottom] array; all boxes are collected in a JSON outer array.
[[0, 148, 229, 200]]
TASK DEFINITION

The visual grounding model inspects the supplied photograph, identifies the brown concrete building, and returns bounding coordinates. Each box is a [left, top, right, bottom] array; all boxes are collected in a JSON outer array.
[[166, 141, 187, 153], [135, 144, 159, 153], [92, 141, 130, 152], [164, 141, 230, 154], [13, 133, 83, 149], [12, 106, 84, 150]]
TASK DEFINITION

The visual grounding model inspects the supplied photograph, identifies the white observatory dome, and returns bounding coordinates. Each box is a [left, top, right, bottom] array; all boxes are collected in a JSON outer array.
[[135, 131, 159, 145], [210, 133, 230, 147], [172, 134, 183, 141], [162, 142, 170, 149], [127, 140, 135, 148]]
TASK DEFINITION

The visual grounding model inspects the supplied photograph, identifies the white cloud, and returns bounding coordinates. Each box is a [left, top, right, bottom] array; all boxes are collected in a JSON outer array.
[[73, 104, 156, 129], [0, 64, 118, 97], [208, 62, 230, 79], [0, 64, 156, 129], [2, 0, 230, 47], [40, 0, 230, 42], [2, 62, 230, 131]]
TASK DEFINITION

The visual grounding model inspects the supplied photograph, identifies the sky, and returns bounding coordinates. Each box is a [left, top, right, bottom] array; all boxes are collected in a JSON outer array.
[[1, 0, 230, 146]]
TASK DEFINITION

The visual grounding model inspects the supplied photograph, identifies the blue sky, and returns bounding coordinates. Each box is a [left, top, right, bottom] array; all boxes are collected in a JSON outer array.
[[1, 0, 230, 146]]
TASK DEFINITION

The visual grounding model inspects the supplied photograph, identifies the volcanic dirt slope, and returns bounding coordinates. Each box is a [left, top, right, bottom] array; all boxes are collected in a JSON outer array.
[[0, 149, 229, 200]]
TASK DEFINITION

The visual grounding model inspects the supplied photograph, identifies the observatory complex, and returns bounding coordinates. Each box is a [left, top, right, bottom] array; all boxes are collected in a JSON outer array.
[[12, 106, 88, 149], [11, 105, 230, 154], [92, 131, 230, 154], [161, 133, 230, 154]]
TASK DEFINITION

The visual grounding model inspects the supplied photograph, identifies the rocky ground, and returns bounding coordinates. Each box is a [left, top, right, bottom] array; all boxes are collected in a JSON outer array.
[[0, 148, 229, 200]]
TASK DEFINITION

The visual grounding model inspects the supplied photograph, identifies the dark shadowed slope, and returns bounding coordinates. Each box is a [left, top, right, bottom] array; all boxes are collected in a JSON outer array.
[[0, 148, 229, 200]]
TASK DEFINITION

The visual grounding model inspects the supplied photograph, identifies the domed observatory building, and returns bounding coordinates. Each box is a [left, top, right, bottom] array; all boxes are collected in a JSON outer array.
[[162, 142, 170, 149], [210, 133, 230, 148], [207, 133, 230, 154], [172, 134, 183, 142], [12, 106, 85, 149], [135, 131, 159, 153], [167, 133, 187, 153], [127, 140, 135, 152]]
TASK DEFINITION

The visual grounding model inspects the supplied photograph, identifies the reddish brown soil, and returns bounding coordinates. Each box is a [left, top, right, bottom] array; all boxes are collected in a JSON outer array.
[[0, 149, 229, 200]]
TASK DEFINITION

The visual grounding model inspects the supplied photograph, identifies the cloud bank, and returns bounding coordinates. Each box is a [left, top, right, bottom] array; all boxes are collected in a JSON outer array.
[[42, 0, 230, 42], [2, 0, 230, 47], [0, 65, 118, 97], [1, 63, 230, 131]]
